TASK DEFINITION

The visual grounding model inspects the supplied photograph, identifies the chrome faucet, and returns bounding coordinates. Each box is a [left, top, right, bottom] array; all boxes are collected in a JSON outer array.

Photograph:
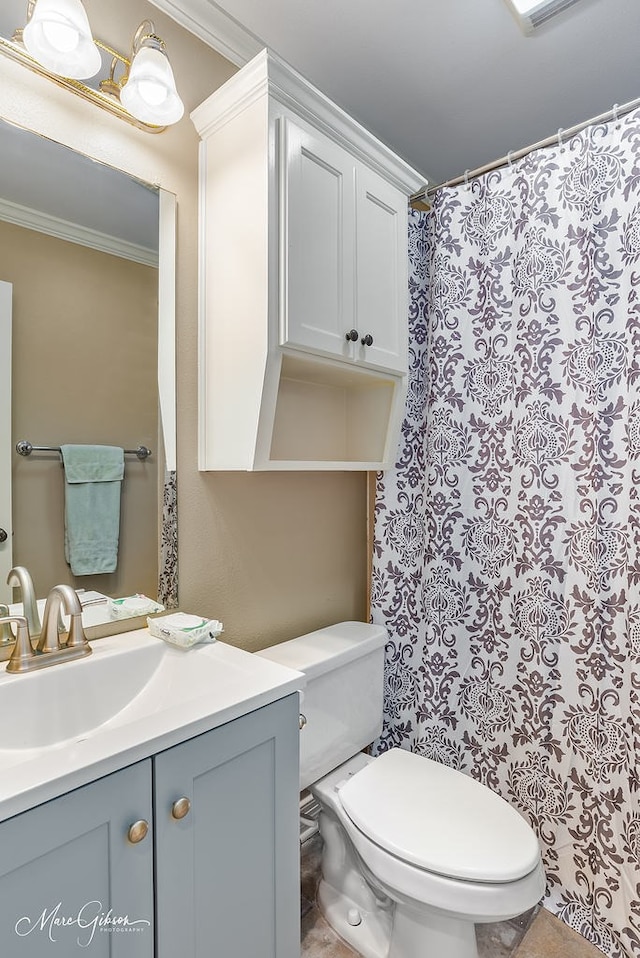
[[7, 566, 41, 638], [2, 584, 91, 674]]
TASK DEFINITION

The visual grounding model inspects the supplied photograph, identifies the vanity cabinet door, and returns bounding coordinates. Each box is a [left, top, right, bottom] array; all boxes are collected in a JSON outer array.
[[154, 694, 300, 958], [0, 760, 154, 957]]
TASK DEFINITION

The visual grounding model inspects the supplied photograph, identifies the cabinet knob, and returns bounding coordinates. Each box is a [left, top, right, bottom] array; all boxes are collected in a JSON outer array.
[[299, 713, 307, 730], [171, 796, 192, 820], [361, 334, 374, 347], [127, 819, 149, 844], [345, 329, 359, 342], [0, 529, 6, 543]]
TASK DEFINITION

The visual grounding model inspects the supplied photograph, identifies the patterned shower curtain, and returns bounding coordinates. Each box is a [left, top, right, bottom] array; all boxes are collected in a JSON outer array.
[[372, 113, 640, 958]]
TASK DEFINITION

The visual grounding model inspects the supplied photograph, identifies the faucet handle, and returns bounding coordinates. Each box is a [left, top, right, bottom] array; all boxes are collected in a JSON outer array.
[[2, 616, 35, 673], [65, 611, 89, 651], [0, 605, 13, 646]]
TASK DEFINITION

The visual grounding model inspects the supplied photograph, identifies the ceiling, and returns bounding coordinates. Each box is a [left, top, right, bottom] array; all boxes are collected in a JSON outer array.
[[171, 0, 640, 186], [1, 0, 638, 220]]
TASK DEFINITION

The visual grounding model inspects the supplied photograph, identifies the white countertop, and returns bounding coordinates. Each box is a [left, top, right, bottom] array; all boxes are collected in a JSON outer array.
[[0, 628, 304, 822]]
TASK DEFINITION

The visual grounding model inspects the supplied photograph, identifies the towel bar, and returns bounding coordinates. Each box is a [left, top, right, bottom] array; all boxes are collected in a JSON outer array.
[[16, 441, 152, 461]]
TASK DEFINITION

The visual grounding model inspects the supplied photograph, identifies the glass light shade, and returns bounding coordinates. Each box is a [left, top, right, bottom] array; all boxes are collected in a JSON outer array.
[[23, 0, 101, 79], [120, 44, 184, 126]]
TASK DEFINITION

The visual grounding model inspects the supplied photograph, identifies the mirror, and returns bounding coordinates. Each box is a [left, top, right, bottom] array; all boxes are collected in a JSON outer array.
[[0, 116, 177, 631]]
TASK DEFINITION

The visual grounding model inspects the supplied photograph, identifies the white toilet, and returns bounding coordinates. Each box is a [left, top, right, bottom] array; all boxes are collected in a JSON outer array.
[[258, 621, 545, 958]]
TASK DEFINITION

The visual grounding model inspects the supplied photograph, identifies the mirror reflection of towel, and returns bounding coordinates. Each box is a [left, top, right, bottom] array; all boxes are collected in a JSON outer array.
[[60, 445, 125, 576]]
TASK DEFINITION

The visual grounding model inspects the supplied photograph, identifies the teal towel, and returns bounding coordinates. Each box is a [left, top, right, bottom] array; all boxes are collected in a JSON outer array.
[[60, 445, 125, 576]]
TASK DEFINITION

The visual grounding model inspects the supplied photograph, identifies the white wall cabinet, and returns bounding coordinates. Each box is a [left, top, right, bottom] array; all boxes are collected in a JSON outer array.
[[192, 50, 423, 471], [0, 695, 300, 958]]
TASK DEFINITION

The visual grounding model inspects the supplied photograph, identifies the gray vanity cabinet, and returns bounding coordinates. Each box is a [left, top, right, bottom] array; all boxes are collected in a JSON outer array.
[[154, 693, 301, 958], [0, 760, 154, 956], [0, 693, 300, 958]]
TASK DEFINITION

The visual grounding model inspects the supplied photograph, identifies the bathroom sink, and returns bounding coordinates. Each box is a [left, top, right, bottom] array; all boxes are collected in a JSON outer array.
[[0, 628, 304, 822], [0, 635, 166, 750]]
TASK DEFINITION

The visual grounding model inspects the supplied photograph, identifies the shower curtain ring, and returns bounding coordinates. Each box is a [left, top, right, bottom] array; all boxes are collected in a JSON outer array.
[[557, 128, 564, 151], [507, 150, 514, 169], [464, 169, 470, 190], [612, 103, 620, 127]]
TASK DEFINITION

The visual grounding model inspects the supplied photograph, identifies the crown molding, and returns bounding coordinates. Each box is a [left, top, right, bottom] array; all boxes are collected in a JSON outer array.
[[149, 3, 426, 193], [0, 198, 158, 267], [147, 0, 262, 66], [190, 48, 268, 138], [192, 50, 424, 196]]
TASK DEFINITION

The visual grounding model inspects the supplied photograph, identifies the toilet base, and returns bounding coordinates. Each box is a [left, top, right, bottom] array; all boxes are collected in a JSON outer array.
[[315, 808, 393, 958], [318, 878, 391, 958], [389, 899, 478, 958], [318, 876, 480, 958], [315, 804, 480, 958]]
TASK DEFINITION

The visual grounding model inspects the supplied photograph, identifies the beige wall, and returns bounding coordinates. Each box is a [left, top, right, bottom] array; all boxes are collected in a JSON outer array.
[[0, 0, 368, 652], [1, 220, 158, 598]]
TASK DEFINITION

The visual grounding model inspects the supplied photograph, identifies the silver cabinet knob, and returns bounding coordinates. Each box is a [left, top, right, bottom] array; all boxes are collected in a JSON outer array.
[[361, 334, 374, 346], [127, 820, 149, 844], [0, 529, 7, 543], [345, 329, 359, 342], [171, 796, 191, 820], [299, 713, 307, 730]]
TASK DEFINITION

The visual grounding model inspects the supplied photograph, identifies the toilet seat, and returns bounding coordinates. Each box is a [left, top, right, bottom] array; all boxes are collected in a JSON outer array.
[[337, 748, 540, 883], [335, 797, 546, 924]]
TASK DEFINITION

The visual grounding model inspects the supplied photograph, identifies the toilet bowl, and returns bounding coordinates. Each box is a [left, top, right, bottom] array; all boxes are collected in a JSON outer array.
[[312, 751, 545, 958], [257, 622, 545, 958]]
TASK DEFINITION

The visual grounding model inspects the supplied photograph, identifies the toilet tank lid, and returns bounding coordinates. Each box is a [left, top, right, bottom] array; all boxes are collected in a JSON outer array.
[[257, 622, 387, 681]]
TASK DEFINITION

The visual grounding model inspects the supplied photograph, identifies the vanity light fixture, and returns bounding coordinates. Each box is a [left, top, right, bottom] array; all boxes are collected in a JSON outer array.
[[503, 0, 584, 34], [118, 23, 184, 126], [22, 0, 101, 79], [1, 1, 184, 132]]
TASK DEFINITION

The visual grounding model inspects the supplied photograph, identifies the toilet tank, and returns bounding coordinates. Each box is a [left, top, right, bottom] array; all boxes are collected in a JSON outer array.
[[256, 621, 387, 790]]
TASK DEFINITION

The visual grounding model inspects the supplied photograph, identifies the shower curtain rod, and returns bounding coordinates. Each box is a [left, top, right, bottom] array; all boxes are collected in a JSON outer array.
[[409, 94, 640, 206]]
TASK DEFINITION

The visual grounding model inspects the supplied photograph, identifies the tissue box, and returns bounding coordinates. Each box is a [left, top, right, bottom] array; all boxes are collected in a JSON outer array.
[[148, 613, 224, 649]]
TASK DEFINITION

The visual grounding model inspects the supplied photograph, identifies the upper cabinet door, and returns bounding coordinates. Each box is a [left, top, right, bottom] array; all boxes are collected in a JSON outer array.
[[280, 118, 407, 375], [280, 118, 356, 361], [354, 165, 408, 374]]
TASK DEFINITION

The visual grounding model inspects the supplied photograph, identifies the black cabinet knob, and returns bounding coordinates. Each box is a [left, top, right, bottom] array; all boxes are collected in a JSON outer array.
[[0, 529, 7, 543], [345, 329, 359, 342], [361, 334, 374, 347]]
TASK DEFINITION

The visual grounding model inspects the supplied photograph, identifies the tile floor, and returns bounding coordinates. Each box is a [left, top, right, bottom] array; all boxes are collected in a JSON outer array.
[[300, 834, 604, 958]]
